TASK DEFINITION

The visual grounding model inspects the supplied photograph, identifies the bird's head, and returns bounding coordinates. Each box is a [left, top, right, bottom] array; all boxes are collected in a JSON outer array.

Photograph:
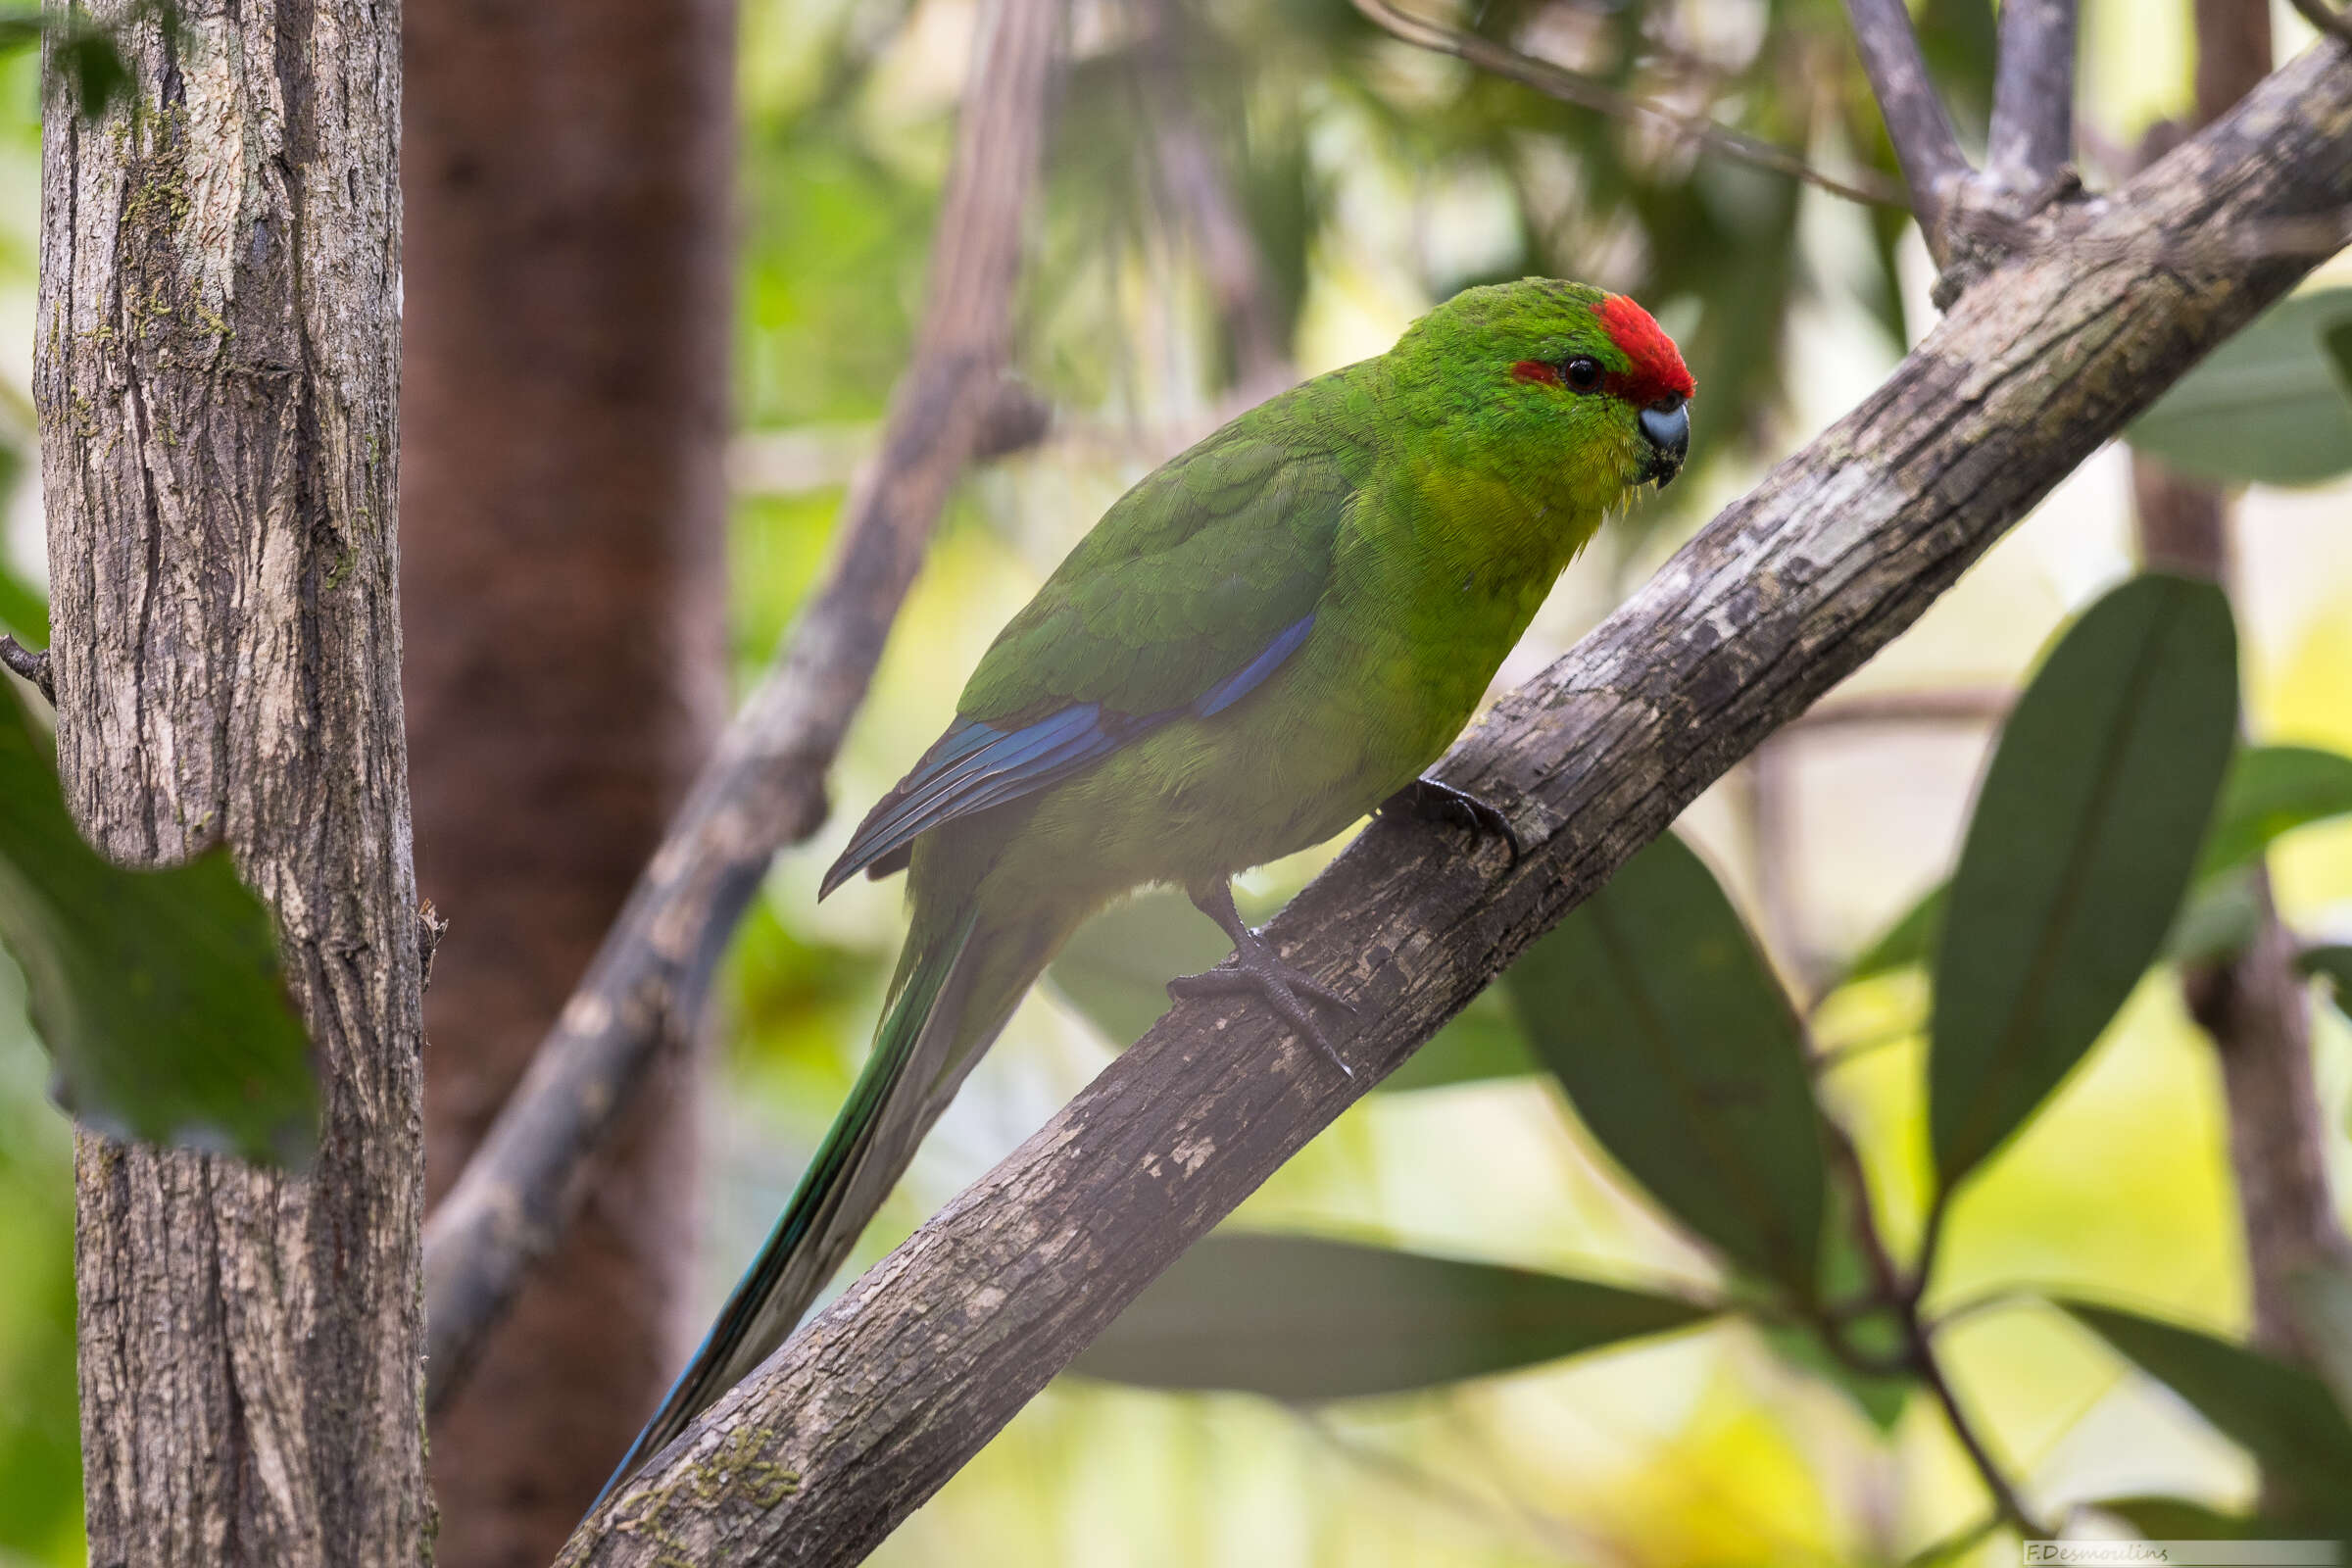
[[1396, 278, 1694, 511]]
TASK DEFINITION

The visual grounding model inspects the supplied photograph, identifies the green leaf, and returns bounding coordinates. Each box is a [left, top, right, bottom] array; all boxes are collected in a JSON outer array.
[[1843, 882, 1944, 985], [2198, 744, 2352, 880], [1051, 889, 1537, 1091], [54, 28, 131, 120], [1376, 985, 1539, 1092], [1758, 1321, 1910, 1432], [2300, 945, 2352, 1026], [2061, 1299, 2352, 1520], [2128, 287, 2352, 487], [2326, 318, 2352, 402], [2086, 1496, 2262, 1540], [1930, 575, 2238, 1189], [0, 685, 316, 1166], [1048, 890, 1229, 1049], [2164, 866, 2266, 968], [0, 556, 43, 649], [1505, 832, 1827, 1297], [2286, 1259, 2352, 1422], [1071, 1233, 1714, 1398]]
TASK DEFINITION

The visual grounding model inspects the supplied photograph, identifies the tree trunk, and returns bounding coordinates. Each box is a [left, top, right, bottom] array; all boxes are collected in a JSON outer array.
[[401, 0, 733, 1557], [35, 2, 422, 1563], [2132, 0, 2351, 1367]]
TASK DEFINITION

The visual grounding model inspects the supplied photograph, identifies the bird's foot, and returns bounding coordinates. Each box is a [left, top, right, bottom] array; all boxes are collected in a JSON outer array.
[[1167, 930, 1355, 1077], [1380, 776, 1522, 869]]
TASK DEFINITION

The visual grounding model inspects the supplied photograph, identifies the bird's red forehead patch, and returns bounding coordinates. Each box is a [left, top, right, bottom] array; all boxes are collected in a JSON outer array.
[[1593, 295, 1694, 406]]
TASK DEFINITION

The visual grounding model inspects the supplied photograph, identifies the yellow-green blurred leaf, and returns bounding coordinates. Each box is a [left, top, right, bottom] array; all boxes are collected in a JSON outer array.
[[2128, 288, 2352, 487]]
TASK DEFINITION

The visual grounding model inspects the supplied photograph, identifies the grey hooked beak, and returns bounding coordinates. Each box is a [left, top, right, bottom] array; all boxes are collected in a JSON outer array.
[[1639, 396, 1690, 486]]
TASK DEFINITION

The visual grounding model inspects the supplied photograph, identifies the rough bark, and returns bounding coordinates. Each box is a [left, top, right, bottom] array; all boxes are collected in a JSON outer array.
[[419, 0, 1058, 1406], [564, 36, 2352, 1568], [36, 1, 421, 1562], [401, 0, 733, 1557]]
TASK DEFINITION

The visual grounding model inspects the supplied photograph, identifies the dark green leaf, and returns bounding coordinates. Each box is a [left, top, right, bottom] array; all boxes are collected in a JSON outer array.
[[2300, 945, 2352, 1026], [0, 684, 315, 1165], [56, 29, 131, 120], [2198, 744, 2352, 880], [2061, 1299, 2352, 1519], [2128, 288, 2352, 487], [1931, 575, 2238, 1188], [1052, 889, 1537, 1090], [2326, 319, 2352, 403], [1843, 882, 1944, 985], [1072, 1233, 1714, 1398], [2087, 1496, 2261, 1540], [2286, 1259, 2352, 1422], [1506, 832, 1827, 1297]]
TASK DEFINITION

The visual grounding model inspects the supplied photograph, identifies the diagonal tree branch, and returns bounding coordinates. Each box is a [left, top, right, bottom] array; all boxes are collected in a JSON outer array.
[[1839, 0, 1973, 256], [564, 40, 2352, 1567], [1987, 0, 2079, 191], [418, 0, 1061, 1408]]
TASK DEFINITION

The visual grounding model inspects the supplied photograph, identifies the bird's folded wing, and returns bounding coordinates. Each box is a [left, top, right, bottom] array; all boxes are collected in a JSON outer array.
[[820, 430, 1352, 896]]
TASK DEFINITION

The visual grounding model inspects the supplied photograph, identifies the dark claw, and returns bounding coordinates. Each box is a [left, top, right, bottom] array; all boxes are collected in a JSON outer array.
[[1380, 776, 1523, 869], [1168, 941, 1355, 1077]]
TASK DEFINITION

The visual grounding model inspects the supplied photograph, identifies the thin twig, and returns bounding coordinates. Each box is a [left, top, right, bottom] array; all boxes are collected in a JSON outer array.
[[418, 0, 1062, 1409], [0, 633, 52, 704], [1822, 1116, 2048, 1535], [1350, 0, 1908, 211], [1914, 1339, 2043, 1535], [1838, 0, 1974, 260], [1987, 0, 2079, 190], [560, 51, 2352, 1561], [1783, 687, 2011, 732]]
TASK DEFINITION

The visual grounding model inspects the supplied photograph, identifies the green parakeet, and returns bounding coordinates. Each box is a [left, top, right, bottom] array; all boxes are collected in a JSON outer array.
[[602, 276, 1692, 1494]]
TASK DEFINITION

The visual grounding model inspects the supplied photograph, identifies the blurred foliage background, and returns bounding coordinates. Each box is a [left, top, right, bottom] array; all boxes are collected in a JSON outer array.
[[6, 0, 2352, 1562]]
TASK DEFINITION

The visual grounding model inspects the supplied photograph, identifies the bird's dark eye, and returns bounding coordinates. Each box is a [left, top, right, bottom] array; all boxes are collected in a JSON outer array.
[[1560, 357, 1604, 393]]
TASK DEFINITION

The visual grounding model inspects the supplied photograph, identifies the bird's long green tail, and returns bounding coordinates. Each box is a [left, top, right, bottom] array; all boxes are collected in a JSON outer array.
[[596, 898, 1030, 1502]]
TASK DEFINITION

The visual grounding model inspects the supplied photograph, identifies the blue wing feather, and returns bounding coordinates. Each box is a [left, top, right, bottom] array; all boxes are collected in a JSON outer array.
[[820, 612, 1314, 898]]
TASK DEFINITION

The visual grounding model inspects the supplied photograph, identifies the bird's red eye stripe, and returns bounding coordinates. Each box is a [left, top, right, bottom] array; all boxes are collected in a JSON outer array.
[[1592, 294, 1694, 406], [1510, 360, 1561, 386]]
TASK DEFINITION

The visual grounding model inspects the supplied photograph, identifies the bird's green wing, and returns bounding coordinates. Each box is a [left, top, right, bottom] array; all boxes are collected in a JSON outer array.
[[962, 426, 1352, 722], [820, 423, 1354, 895]]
